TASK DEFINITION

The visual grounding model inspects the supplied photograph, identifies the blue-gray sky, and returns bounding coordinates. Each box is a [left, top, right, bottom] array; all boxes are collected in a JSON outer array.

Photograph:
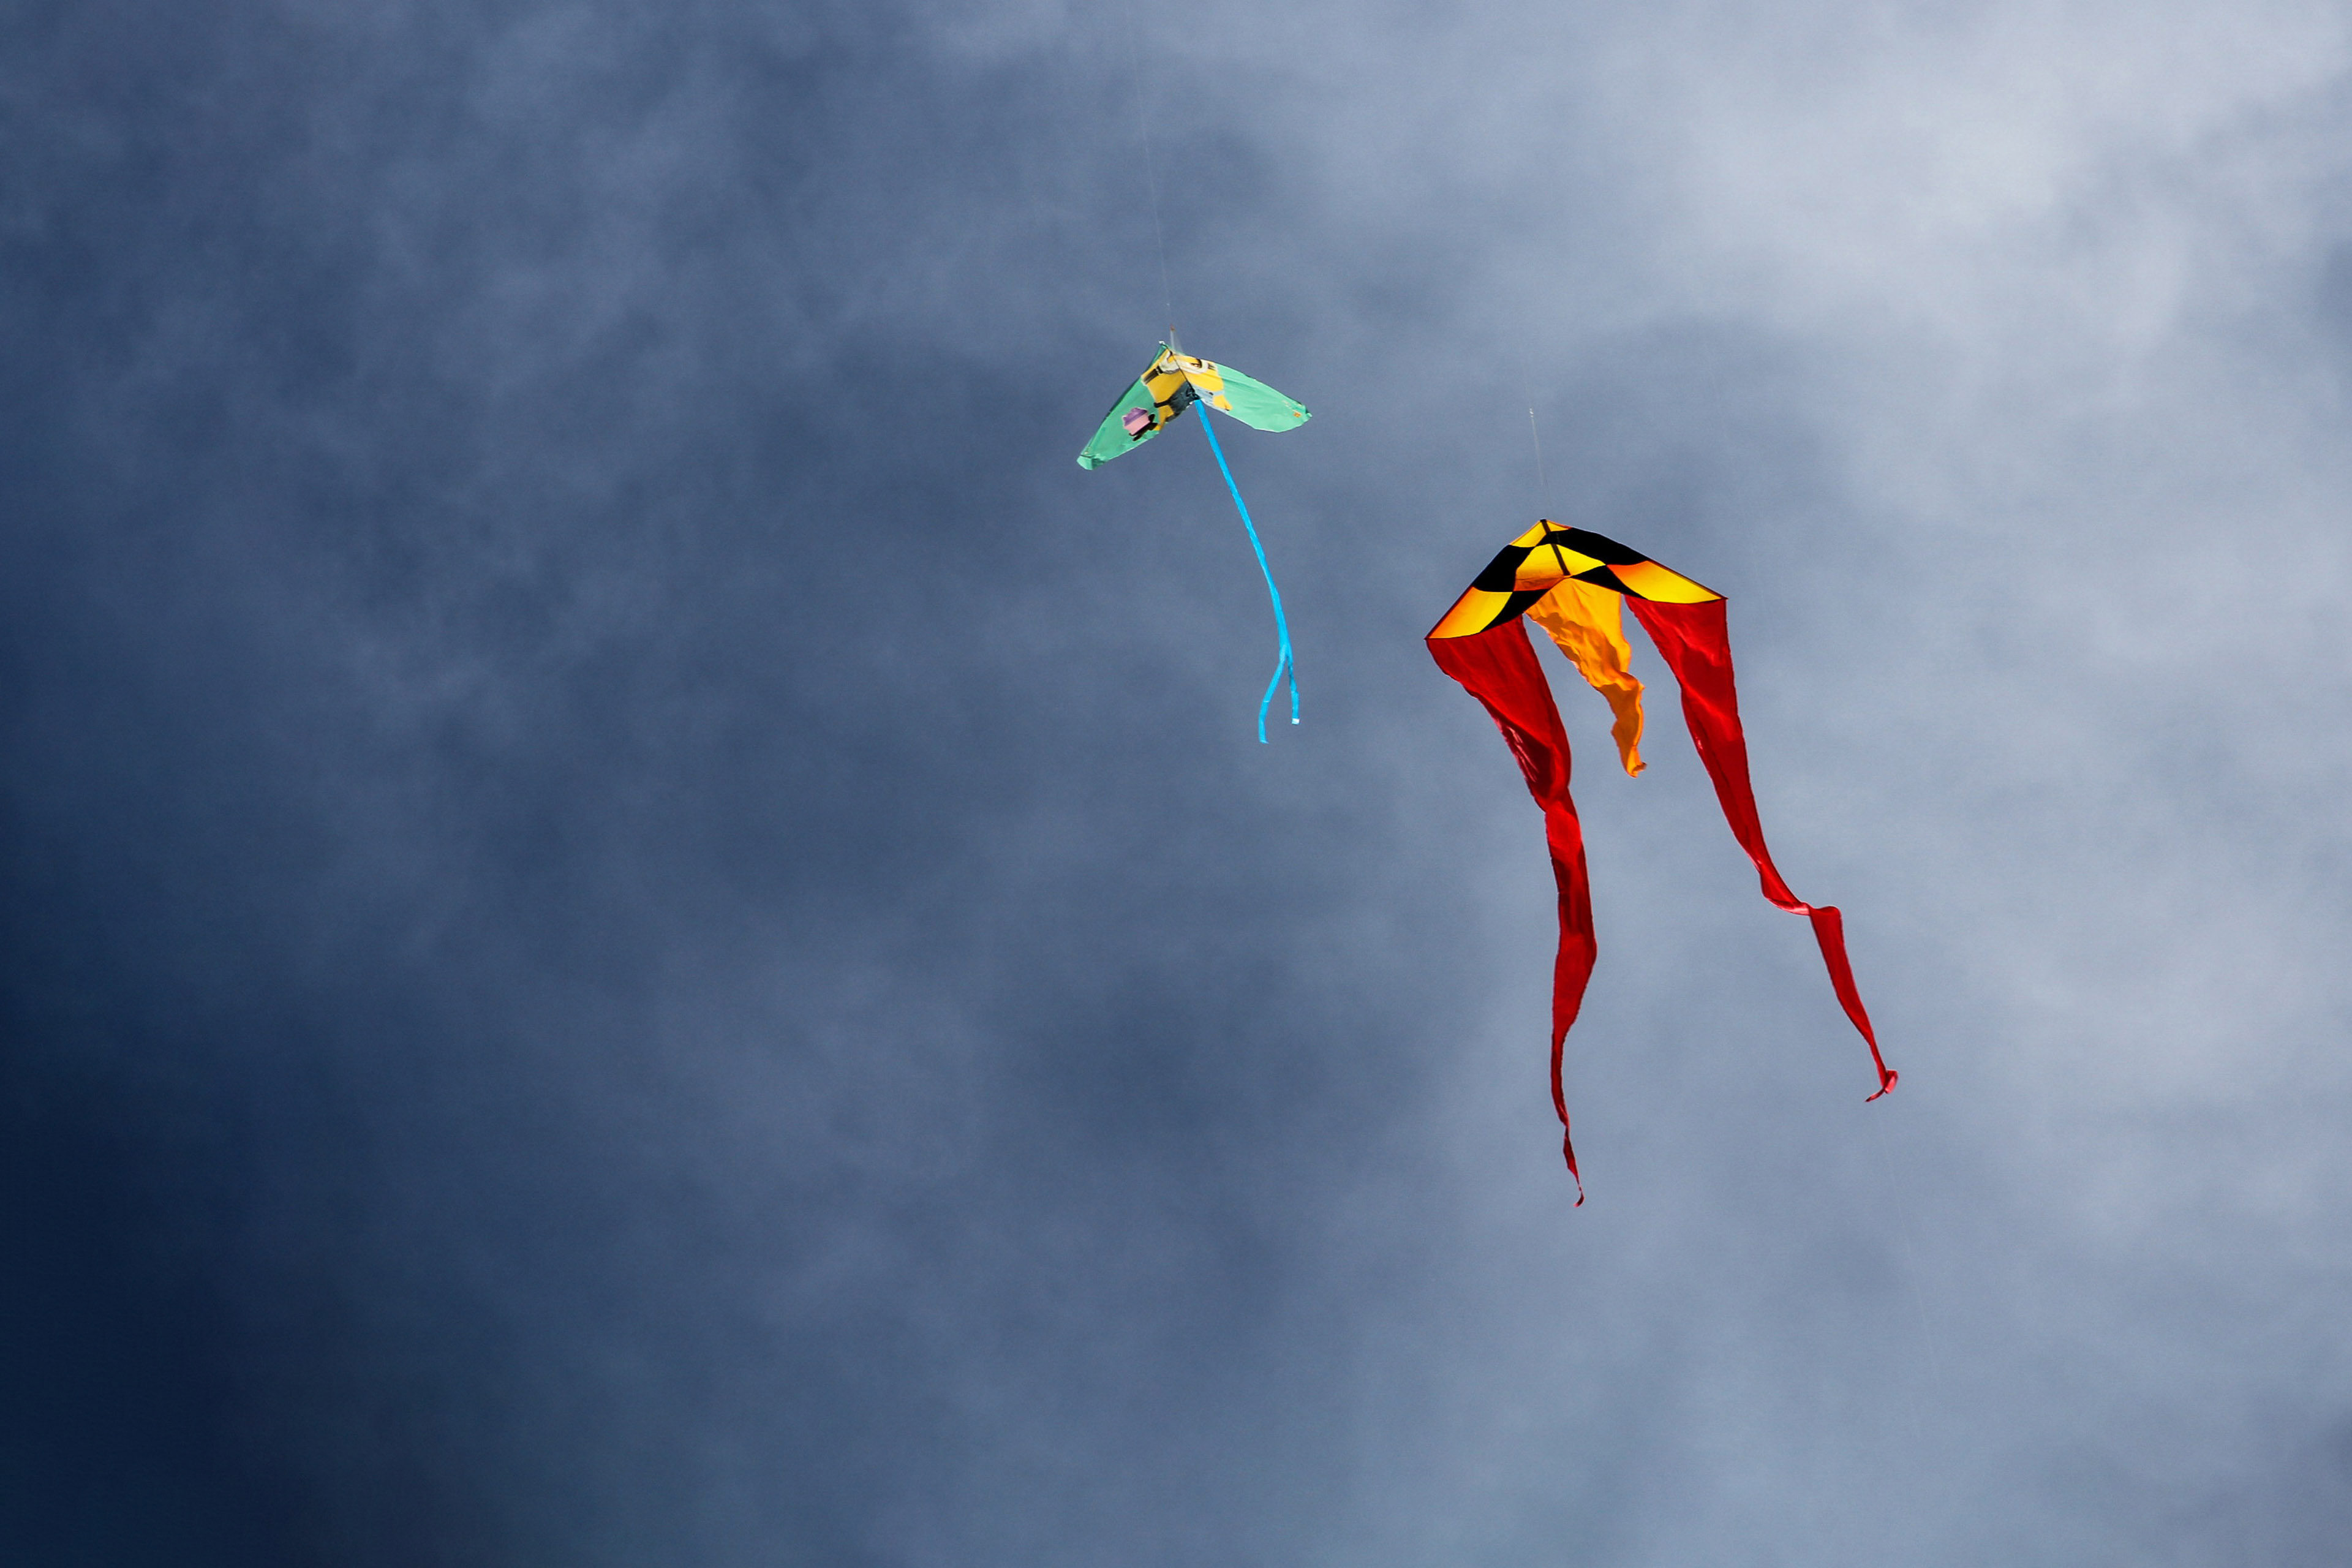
[[8, 1, 2352, 1563]]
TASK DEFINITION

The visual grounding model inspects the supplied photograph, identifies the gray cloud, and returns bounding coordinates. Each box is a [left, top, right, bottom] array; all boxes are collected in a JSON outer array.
[[7, 1, 2352, 1563]]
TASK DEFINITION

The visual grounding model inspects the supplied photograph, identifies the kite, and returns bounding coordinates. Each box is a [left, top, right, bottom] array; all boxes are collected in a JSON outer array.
[[1428, 520, 1896, 1201], [1079, 345, 1311, 741]]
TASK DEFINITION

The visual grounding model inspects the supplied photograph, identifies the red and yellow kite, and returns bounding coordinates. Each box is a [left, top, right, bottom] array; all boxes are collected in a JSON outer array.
[[1429, 521, 1896, 1200]]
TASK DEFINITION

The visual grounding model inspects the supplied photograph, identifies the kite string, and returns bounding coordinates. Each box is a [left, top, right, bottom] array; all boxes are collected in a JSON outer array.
[[1528, 405, 1553, 515], [1197, 407, 1298, 742], [1122, 18, 1178, 340], [1523, 350, 1553, 515]]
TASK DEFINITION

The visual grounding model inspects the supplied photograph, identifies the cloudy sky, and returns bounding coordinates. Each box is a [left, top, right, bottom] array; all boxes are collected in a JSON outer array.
[[8, 1, 2352, 1562]]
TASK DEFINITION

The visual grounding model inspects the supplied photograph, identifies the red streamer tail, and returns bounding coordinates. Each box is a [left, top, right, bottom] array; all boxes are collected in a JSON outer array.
[[1624, 598, 1896, 1100], [1428, 622, 1593, 1202]]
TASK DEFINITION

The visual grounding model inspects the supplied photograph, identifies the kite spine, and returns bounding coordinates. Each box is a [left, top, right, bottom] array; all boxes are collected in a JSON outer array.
[[1196, 407, 1299, 742]]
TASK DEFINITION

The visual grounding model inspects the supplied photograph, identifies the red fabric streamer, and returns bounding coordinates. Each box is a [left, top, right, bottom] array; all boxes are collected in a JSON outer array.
[[1427, 621, 1595, 1199], [1626, 598, 1897, 1099]]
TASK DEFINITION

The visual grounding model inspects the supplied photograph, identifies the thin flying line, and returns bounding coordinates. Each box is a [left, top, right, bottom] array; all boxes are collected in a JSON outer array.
[[1528, 405, 1552, 514], [1123, 20, 1177, 336], [1524, 342, 1553, 514]]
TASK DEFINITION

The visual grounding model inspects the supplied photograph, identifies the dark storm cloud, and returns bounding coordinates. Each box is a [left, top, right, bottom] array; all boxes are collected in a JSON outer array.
[[9, 1, 2352, 1564]]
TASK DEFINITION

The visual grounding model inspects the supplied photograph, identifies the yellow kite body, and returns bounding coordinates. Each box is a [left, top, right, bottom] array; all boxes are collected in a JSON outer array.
[[1428, 521, 1721, 776]]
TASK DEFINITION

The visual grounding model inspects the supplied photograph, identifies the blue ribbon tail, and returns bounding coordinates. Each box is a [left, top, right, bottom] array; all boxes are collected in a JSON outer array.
[[1197, 407, 1299, 744]]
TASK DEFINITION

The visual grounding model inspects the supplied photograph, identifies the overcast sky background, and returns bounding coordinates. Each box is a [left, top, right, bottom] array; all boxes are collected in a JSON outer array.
[[7, 1, 2352, 1563]]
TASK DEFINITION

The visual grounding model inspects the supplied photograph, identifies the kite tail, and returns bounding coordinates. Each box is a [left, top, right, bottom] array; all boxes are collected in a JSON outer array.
[[1625, 598, 1898, 1100], [1428, 622, 1594, 1204], [1197, 405, 1300, 743], [1550, 843, 1594, 1204]]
